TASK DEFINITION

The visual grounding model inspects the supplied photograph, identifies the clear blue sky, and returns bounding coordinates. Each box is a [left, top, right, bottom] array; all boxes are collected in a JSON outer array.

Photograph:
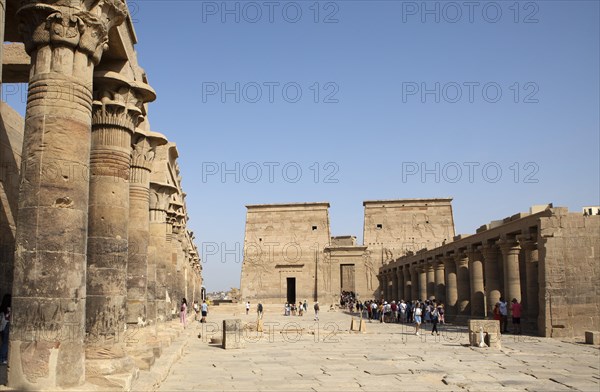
[[4, 1, 599, 292]]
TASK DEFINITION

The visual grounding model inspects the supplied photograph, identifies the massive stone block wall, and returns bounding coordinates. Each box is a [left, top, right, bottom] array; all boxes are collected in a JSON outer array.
[[363, 199, 455, 297], [241, 203, 331, 303], [363, 199, 456, 258], [538, 210, 600, 338], [0, 102, 22, 299]]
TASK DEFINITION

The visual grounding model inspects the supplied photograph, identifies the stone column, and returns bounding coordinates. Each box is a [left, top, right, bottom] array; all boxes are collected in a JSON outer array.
[[481, 242, 501, 315], [468, 246, 485, 317], [433, 258, 445, 303], [455, 251, 471, 316], [519, 238, 539, 324], [396, 267, 404, 301], [149, 184, 176, 322], [426, 261, 435, 300], [410, 264, 419, 301], [443, 255, 458, 319], [85, 74, 152, 370], [165, 214, 176, 317], [127, 131, 157, 325], [0, 0, 5, 84], [9, 2, 127, 389], [391, 268, 399, 301], [498, 237, 522, 303], [418, 263, 427, 301], [403, 265, 411, 301]]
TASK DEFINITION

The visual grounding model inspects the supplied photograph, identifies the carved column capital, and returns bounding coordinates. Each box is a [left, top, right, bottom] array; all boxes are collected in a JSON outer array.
[[18, 1, 128, 64], [131, 137, 156, 171], [454, 251, 468, 267], [92, 73, 156, 133], [497, 237, 521, 255]]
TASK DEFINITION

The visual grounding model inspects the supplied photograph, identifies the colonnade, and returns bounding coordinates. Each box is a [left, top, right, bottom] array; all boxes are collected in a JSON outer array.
[[379, 235, 539, 323], [3, 1, 202, 388]]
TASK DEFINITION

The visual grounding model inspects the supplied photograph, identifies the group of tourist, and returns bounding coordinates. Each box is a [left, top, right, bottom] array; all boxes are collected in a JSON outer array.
[[179, 298, 208, 328], [351, 296, 524, 335], [283, 300, 309, 316], [355, 299, 446, 335], [493, 297, 522, 334]]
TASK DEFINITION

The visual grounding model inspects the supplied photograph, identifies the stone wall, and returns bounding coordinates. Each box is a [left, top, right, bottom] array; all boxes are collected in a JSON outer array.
[[240, 203, 331, 303], [363, 198, 455, 297], [538, 210, 600, 338], [364, 199, 455, 259]]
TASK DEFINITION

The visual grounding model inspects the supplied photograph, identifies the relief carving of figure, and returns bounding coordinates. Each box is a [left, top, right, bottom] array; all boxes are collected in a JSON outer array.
[[244, 236, 270, 291], [363, 250, 375, 291], [319, 253, 332, 292]]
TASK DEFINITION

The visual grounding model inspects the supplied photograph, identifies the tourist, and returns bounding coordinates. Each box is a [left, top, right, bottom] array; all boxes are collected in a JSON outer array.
[[424, 301, 432, 324], [193, 300, 199, 321], [371, 301, 378, 322], [400, 300, 407, 323], [438, 303, 445, 324], [201, 300, 208, 323], [492, 303, 501, 321], [0, 294, 11, 365], [257, 302, 263, 319], [298, 302, 304, 316], [511, 298, 522, 334], [431, 304, 440, 335], [391, 301, 398, 322], [246, 301, 250, 315], [304, 300, 308, 313], [407, 301, 413, 324], [314, 301, 320, 321], [180, 298, 187, 329], [414, 301, 422, 335], [498, 297, 508, 333]]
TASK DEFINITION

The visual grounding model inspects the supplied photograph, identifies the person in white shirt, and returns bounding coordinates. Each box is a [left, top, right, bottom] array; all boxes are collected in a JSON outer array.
[[498, 297, 508, 333]]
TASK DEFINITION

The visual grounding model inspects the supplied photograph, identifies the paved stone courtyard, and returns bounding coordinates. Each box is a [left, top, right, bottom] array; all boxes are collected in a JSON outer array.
[[140, 305, 600, 392]]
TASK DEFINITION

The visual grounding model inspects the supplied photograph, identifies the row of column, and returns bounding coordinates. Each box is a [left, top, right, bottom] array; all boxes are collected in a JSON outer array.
[[8, 1, 202, 389], [380, 236, 539, 322]]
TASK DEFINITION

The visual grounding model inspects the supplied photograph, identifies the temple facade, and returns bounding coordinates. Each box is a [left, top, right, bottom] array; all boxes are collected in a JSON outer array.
[[240, 199, 455, 303], [0, 0, 202, 389]]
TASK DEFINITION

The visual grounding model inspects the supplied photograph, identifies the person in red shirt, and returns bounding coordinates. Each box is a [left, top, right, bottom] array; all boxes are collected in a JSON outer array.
[[511, 298, 522, 334]]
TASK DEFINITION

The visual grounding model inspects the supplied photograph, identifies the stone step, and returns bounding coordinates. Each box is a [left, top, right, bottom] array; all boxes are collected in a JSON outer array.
[[87, 370, 139, 391], [131, 351, 156, 371]]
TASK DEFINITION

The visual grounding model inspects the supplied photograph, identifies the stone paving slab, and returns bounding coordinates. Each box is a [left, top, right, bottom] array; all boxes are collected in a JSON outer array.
[[154, 307, 600, 392]]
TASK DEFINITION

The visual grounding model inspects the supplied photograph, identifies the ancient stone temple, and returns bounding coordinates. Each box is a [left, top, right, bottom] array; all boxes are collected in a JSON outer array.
[[378, 204, 600, 338], [240, 199, 454, 303], [0, 1, 202, 389]]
